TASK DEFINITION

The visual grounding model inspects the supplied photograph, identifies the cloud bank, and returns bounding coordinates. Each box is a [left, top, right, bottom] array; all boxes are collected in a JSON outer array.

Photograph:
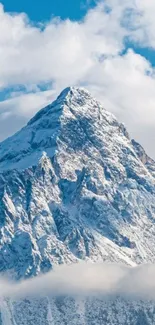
[[0, 1, 155, 157], [1, 262, 155, 301]]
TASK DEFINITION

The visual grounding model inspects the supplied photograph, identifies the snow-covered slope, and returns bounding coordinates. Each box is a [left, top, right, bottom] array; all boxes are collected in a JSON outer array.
[[1, 296, 155, 325], [0, 87, 155, 323]]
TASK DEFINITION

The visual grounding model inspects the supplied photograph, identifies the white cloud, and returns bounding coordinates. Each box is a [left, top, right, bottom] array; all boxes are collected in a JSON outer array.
[[1, 262, 155, 301], [127, 0, 155, 47], [0, 1, 155, 157], [0, 3, 125, 90], [0, 89, 55, 117], [0, 89, 56, 140], [101, 0, 155, 48]]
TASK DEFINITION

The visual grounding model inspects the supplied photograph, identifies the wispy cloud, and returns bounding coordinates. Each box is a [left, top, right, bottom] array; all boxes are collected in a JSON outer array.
[[2, 262, 155, 301]]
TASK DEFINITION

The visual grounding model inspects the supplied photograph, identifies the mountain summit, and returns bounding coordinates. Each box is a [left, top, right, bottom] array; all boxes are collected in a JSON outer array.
[[0, 86, 121, 170], [0, 86, 155, 278], [0, 87, 155, 323]]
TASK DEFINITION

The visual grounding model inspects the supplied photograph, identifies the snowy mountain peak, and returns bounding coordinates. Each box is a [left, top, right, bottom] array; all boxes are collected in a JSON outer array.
[[28, 86, 96, 125], [28, 86, 109, 127], [57, 86, 92, 101], [0, 86, 120, 171], [0, 87, 155, 281], [1, 87, 155, 323]]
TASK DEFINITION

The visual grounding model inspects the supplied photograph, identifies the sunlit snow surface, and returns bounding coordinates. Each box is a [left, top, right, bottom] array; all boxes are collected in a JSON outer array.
[[0, 87, 155, 323]]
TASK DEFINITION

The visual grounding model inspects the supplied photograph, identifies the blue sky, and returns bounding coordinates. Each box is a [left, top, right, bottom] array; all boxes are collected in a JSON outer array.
[[1, 0, 97, 21], [1, 0, 155, 157]]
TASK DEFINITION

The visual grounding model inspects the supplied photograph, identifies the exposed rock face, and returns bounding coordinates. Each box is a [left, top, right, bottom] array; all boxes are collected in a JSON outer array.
[[0, 87, 155, 323]]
